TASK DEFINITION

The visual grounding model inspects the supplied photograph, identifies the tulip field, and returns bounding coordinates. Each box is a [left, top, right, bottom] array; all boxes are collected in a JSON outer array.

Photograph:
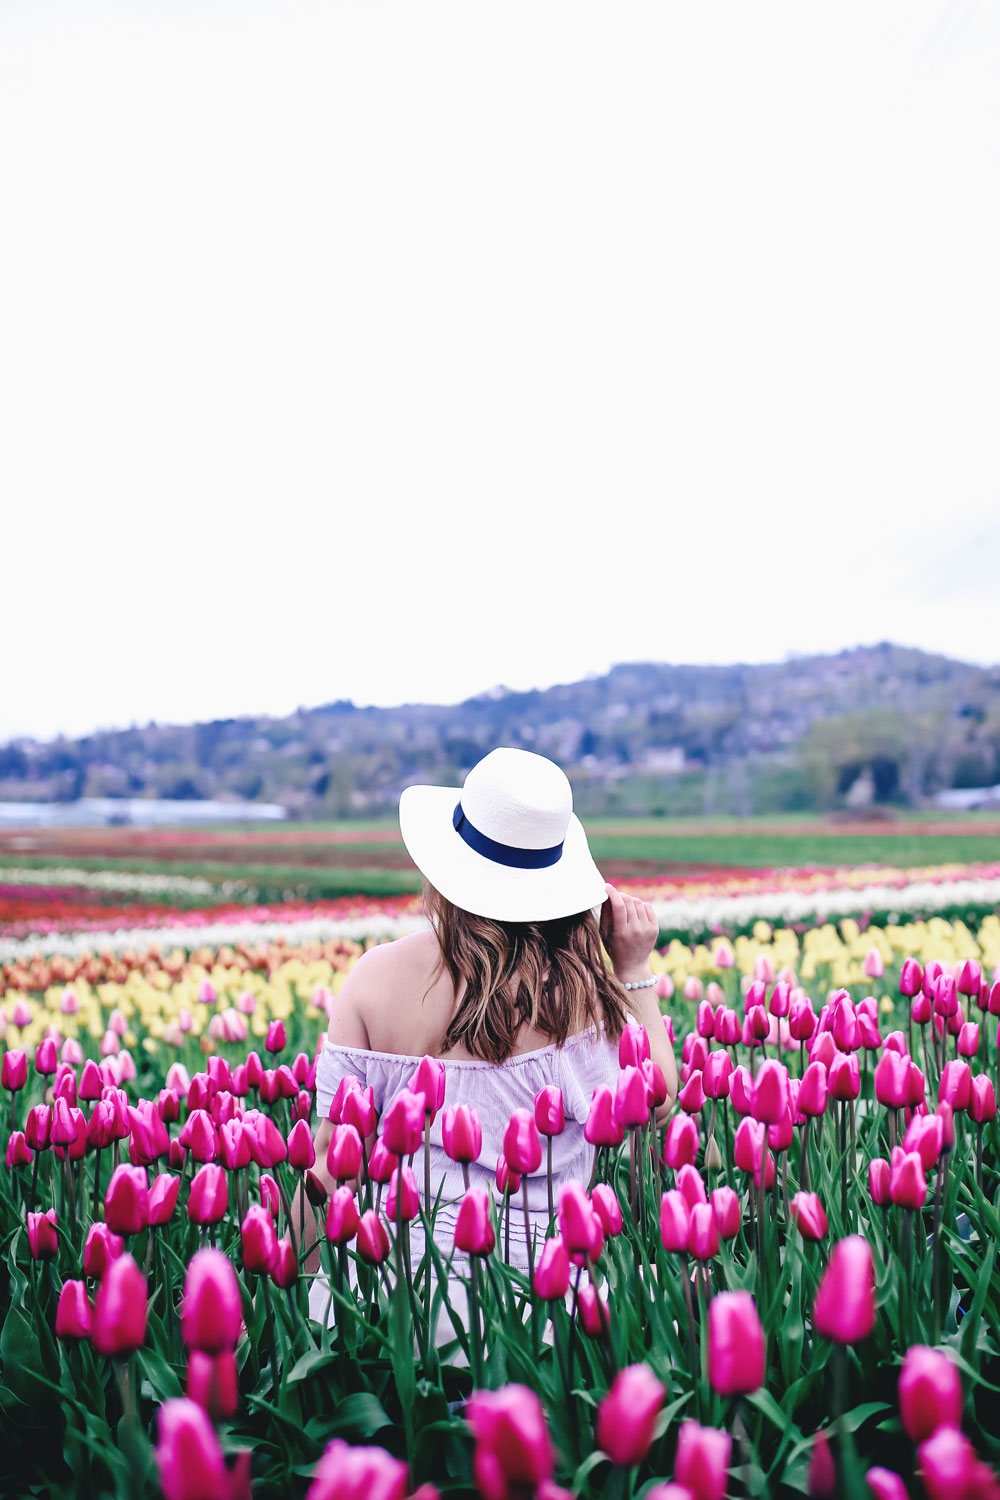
[[2, 895, 1000, 1495]]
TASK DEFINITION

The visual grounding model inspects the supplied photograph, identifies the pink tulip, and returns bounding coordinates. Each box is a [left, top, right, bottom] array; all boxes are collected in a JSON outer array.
[[664, 1114, 699, 1168], [496, 1157, 521, 1196], [408, 1055, 446, 1118], [305, 1438, 409, 1500], [957, 1023, 980, 1058], [442, 1104, 482, 1163], [790, 1191, 828, 1241], [702, 1050, 733, 1101], [864, 948, 884, 979], [186, 1348, 238, 1422], [557, 1182, 604, 1260], [84, 1222, 124, 1279], [56, 1279, 92, 1340], [1, 1049, 27, 1092], [454, 1188, 495, 1256], [465, 1385, 554, 1497], [678, 1072, 707, 1115], [271, 1236, 298, 1288], [674, 1419, 732, 1500], [5, 1131, 30, 1167], [903, 1114, 943, 1171], [710, 1186, 740, 1240], [619, 1021, 651, 1067], [708, 1290, 765, 1394], [813, 1236, 875, 1343], [899, 1346, 963, 1442], [889, 1150, 927, 1210], [751, 1060, 789, 1125], [828, 1052, 860, 1102], [187, 1165, 228, 1226], [970, 1075, 997, 1124], [918, 1425, 978, 1500], [155, 1397, 229, 1500], [577, 1282, 611, 1337], [584, 1086, 625, 1147], [616, 1066, 653, 1127], [597, 1363, 664, 1466], [325, 1186, 361, 1245], [181, 1248, 242, 1352], [386, 1166, 420, 1223], [93, 1253, 147, 1355], [503, 1109, 542, 1174], [729, 1066, 753, 1115], [326, 1124, 363, 1181], [865, 1468, 909, 1500], [27, 1208, 58, 1260], [689, 1203, 719, 1261], [147, 1174, 180, 1226], [591, 1183, 623, 1237], [677, 1164, 707, 1209], [874, 1051, 910, 1109], [367, 1138, 397, 1184], [287, 1120, 316, 1172], [900, 958, 923, 997], [105, 1164, 149, 1237], [660, 1190, 692, 1253], [381, 1091, 426, 1157], [533, 1236, 570, 1301]]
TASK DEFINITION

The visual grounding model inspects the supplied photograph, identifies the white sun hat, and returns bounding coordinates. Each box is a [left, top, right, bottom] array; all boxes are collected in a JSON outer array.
[[398, 747, 608, 924]]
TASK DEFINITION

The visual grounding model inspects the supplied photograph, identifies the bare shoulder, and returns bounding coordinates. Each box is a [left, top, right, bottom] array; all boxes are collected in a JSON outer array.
[[328, 930, 444, 1048]]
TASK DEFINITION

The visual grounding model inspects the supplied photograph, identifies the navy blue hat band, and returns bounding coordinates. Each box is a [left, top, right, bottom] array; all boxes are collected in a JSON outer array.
[[452, 802, 564, 870]]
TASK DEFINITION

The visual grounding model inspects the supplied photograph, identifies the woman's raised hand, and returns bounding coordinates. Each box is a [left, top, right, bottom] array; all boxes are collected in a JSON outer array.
[[599, 882, 659, 982]]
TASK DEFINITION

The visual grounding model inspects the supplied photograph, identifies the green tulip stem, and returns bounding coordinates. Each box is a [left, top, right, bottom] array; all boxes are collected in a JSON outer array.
[[931, 1154, 946, 1343], [546, 1134, 554, 1224], [839, 1103, 848, 1226], [28, 1149, 40, 1215], [629, 1128, 638, 1222], [424, 1114, 432, 1217], [976, 1122, 984, 1194], [467, 1254, 484, 1388], [800, 1118, 811, 1194], [521, 1175, 538, 1359], [681, 1254, 699, 1419], [261, 1275, 280, 1394]]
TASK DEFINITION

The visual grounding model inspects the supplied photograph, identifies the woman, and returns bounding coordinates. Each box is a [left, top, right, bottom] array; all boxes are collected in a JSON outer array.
[[302, 747, 676, 1315]]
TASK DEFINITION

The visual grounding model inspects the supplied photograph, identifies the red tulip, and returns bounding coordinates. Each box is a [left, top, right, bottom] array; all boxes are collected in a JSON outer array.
[[813, 1236, 875, 1343], [271, 1236, 298, 1288], [408, 1055, 446, 1118], [597, 1363, 664, 1466], [187, 1164, 228, 1226], [619, 1021, 651, 1068], [663, 1114, 699, 1169], [442, 1104, 482, 1163], [503, 1109, 542, 1174], [93, 1252, 148, 1355], [710, 1186, 740, 1240], [55, 1279, 92, 1340], [381, 1091, 425, 1157], [105, 1164, 149, 1236], [660, 1190, 692, 1253], [356, 1211, 391, 1265], [241, 1204, 279, 1274], [326, 1124, 364, 1182], [186, 1349, 238, 1421], [674, 1419, 732, 1500], [708, 1290, 765, 1394], [27, 1208, 58, 1260], [584, 1086, 625, 1147], [287, 1119, 316, 1172], [454, 1188, 495, 1256], [899, 1346, 963, 1442], [533, 1236, 570, 1301], [790, 1191, 828, 1241], [533, 1086, 565, 1137], [386, 1166, 420, 1223], [465, 1385, 554, 1497], [305, 1437, 409, 1500], [181, 1248, 242, 1352], [325, 1186, 361, 1245], [147, 1174, 180, 1226], [155, 1397, 229, 1500]]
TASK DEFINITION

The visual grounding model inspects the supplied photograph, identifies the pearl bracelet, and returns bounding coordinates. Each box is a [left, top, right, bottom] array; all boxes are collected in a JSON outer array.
[[622, 975, 657, 991]]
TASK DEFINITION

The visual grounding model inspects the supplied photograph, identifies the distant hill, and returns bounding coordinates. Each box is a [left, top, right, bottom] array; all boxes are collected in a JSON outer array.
[[2, 643, 999, 818]]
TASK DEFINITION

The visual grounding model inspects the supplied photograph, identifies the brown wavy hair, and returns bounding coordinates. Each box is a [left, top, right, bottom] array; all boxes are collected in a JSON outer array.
[[424, 882, 630, 1064]]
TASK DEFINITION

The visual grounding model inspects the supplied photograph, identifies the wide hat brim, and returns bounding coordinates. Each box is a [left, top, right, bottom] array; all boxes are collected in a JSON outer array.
[[398, 784, 608, 924]]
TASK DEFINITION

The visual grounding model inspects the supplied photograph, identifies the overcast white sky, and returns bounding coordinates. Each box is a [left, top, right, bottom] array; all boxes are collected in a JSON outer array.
[[2, 1, 998, 742]]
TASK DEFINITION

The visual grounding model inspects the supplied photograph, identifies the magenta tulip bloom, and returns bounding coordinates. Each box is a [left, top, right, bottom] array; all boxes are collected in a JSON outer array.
[[27, 1208, 58, 1261], [751, 1059, 790, 1125], [340, 1085, 377, 1137], [577, 1282, 611, 1337], [367, 1139, 397, 1185], [155, 1398, 230, 1500], [813, 1236, 875, 1343], [326, 1123, 364, 1182], [243, 1111, 287, 1168], [615, 1064, 652, 1127], [264, 1018, 286, 1054], [663, 1114, 699, 1169], [865, 1468, 909, 1500], [677, 1164, 708, 1208], [454, 1188, 495, 1256], [503, 1109, 542, 1174], [678, 1071, 707, 1115], [93, 1253, 148, 1355], [84, 1222, 123, 1279], [496, 1157, 521, 1196], [287, 1120, 316, 1172], [899, 1346, 963, 1442], [6, 1132, 31, 1168], [660, 1190, 692, 1253], [386, 1165, 420, 1223], [969, 1075, 997, 1124], [584, 1086, 625, 1147], [874, 1051, 910, 1109], [903, 1114, 943, 1171], [533, 1086, 566, 1137], [1, 1049, 27, 1092], [702, 1050, 733, 1101], [270, 1236, 297, 1288], [619, 1020, 651, 1068], [798, 1062, 829, 1118], [35, 1037, 58, 1075], [442, 1104, 482, 1163], [181, 1248, 242, 1353], [918, 1425, 978, 1500], [674, 1419, 732, 1500], [185, 1164, 228, 1225], [259, 1173, 280, 1218], [900, 958, 923, 997], [597, 1363, 664, 1466], [407, 1055, 446, 1120], [186, 1349, 239, 1422], [305, 1438, 409, 1500], [557, 1181, 604, 1260], [790, 1191, 828, 1242], [356, 1211, 390, 1266], [938, 1060, 972, 1114], [688, 1203, 719, 1262], [147, 1174, 180, 1227], [710, 1186, 740, 1240], [708, 1290, 765, 1395], [533, 1236, 570, 1301], [241, 1204, 279, 1274], [828, 1052, 860, 1102], [105, 1164, 149, 1237], [381, 1091, 425, 1156], [889, 1151, 927, 1210], [55, 1279, 92, 1340], [466, 1385, 554, 1496], [325, 1186, 361, 1245], [591, 1183, 623, 1237]]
